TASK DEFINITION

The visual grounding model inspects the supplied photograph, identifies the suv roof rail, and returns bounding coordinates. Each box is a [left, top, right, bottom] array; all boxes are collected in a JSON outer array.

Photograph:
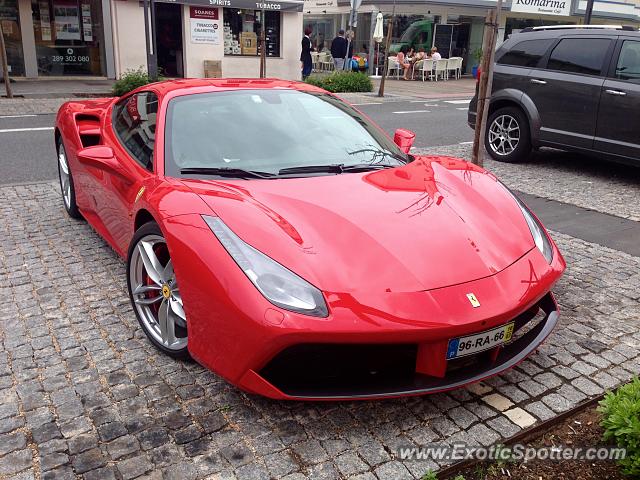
[[520, 25, 637, 32]]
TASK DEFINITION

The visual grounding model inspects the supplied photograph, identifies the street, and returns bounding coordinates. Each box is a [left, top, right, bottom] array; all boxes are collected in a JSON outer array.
[[0, 97, 472, 185]]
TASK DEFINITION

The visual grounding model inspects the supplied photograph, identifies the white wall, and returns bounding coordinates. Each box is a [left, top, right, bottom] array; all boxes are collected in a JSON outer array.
[[112, 3, 303, 81], [111, 1, 148, 76]]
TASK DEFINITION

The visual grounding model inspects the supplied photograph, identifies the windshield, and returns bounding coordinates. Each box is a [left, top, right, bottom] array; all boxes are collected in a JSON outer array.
[[164, 89, 408, 178]]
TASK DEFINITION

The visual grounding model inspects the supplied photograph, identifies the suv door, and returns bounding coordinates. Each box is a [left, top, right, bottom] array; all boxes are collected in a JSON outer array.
[[526, 36, 614, 149], [594, 38, 640, 161]]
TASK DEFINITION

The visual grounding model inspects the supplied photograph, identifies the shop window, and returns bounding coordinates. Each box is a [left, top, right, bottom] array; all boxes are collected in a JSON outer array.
[[547, 38, 611, 76], [31, 0, 106, 76], [223, 9, 280, 57], [0, 0, 25, 76]]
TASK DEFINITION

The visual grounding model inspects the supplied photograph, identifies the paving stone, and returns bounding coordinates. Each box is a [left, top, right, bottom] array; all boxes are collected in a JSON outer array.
[[0, 449, 33, 475], [335, 451, 369, 477], [373, 461, 413, 480], [68, 433, 99, 455], [83, 466, 118, 480], [572, 377, 605, 396], [487, 415, 521, 437], [524, 401, 556, 422], [503, 408, 537, 429], [0, 431, 27, 456], [106, 434, 140, 460], [264, 450, 299, 477], [481, 393, 514, 412], [116, 454, 153, 480], [39, 452, 70, 472], [72, 448, 107, 474], [467, 424, 500, 447]]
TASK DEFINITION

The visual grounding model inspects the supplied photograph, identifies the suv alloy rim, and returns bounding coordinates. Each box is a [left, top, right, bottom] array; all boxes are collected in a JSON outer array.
[[488, 114, 520, 156], [129, 234, 188, 350]]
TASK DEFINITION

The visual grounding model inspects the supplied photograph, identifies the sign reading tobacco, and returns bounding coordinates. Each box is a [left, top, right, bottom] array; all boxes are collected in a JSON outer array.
[[510, 0, 571, 16], [155, 0, 304, 11]]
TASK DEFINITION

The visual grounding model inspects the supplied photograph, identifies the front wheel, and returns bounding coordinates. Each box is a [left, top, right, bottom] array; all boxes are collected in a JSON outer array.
[[57, 139, 81, 218], [127, 222, 189, 358], [485, 107, 532, 163]]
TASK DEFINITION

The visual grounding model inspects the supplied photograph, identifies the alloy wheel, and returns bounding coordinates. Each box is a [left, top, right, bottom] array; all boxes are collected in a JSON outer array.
[[488, 114, 520, 157], [58, 145, 71, 208], [129, 234, 188, 350]]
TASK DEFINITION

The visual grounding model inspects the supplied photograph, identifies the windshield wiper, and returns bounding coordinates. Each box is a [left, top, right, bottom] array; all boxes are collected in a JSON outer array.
[[180, 167, 275, 179], [278, 163, 394, 176]]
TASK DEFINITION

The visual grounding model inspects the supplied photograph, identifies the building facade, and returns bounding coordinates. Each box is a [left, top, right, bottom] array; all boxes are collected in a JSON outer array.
[[303, 0, 640, 74], [0, 0, 304, 79]]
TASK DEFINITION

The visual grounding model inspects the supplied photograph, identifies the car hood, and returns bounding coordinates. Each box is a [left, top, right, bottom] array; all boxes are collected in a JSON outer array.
[[180, 156, 534, 293]]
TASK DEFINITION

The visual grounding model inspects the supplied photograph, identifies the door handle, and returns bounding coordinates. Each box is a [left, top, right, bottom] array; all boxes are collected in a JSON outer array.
[[605, 89, 626, 96], [530, 79, 547, 85]]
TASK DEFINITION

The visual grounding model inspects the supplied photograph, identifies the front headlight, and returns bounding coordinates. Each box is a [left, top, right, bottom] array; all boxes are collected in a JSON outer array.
[[500, 183, 553, 264], [203, 216, 328, 317], [514, 195, 553, 264]]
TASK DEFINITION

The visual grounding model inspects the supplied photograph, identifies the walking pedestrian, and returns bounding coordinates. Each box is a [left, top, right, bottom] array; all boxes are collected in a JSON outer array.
[[301, 27, 313, 80], [330, 30, 348, 70]]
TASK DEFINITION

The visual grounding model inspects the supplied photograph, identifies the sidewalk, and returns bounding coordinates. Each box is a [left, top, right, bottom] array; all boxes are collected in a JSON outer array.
[[0, 75, 475, 115]]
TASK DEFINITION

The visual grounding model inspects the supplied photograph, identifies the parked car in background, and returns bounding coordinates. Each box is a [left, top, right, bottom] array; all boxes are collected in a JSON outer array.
[[468, 25, 640, 164]]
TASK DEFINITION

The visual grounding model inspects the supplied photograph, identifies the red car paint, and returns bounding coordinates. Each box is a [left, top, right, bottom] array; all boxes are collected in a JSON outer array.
[[55, 78, 565, 400]]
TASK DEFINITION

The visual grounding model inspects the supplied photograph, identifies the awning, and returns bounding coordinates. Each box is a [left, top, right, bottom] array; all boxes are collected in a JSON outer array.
[[155, 0, 304, 12]]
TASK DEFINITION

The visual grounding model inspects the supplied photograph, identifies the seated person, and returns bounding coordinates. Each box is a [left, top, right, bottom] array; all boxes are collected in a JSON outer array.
[[397, 46, 412, 80], [431, 46, 442, 61]]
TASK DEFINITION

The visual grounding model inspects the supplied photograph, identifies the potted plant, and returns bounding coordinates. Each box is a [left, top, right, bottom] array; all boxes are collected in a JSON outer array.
[[471, 47, 482, 79]]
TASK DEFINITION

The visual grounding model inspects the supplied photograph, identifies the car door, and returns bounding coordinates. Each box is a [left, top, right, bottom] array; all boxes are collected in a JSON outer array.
[[594, 38, 640, 161], [100, 91, 158, 253], [526, 36, 614, 149]]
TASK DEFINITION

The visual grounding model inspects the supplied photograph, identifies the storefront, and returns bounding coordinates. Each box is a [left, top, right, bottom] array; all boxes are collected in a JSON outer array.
[[303, 0, 640, 75], [110, 0, 304, 80]]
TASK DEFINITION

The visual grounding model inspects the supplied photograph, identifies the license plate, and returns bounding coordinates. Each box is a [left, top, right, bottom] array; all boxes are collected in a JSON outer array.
[[446, 322, 515, 360]]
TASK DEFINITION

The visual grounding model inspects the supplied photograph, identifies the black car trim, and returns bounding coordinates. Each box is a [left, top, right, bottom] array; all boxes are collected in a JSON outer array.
[[259, 293, 559, 399]]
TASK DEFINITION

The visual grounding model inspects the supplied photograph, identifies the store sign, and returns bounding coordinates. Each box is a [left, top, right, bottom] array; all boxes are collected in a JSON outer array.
[[50, 47, 91, 67], [511, 0, 571, 16], [156, 0, 304, 12], [189, 6, 220, 44]]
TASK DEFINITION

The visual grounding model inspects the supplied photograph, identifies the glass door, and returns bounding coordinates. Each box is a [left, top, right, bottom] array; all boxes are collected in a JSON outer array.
[[0, 0, 25, 76]]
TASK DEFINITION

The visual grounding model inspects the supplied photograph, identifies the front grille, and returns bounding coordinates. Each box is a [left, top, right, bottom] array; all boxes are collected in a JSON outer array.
[[259, 293, 557, 398]]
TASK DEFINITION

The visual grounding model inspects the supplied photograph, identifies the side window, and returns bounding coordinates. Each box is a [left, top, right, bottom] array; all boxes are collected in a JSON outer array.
[[546, 38, 611, 76], [497, 39, 554, 68], [113, 92, 158, 171], [614, 40, 640, 84]]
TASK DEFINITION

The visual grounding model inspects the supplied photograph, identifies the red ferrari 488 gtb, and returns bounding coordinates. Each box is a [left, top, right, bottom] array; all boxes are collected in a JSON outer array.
[[55, 79, 565, 400]]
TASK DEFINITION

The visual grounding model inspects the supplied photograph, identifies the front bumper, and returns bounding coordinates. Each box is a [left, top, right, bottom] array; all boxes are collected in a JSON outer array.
[[255, 292, 557, 399]]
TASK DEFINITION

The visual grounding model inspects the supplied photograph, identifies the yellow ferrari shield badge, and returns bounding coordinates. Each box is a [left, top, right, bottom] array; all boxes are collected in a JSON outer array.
[[162, 284, 171, 299], [466, 293, 480, 308]]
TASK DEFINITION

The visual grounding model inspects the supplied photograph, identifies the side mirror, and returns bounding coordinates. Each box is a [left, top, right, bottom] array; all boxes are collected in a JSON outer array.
[[77, 146, 131, 180], [393, 128, 416, 154]]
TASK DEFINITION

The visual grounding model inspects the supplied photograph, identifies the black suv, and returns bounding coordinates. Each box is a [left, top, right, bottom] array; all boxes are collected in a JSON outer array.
[[468, 25, 640, 164]]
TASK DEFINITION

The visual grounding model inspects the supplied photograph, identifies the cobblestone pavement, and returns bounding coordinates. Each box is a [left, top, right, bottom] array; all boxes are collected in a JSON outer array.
[[1, 179, 639, 480], [417, 144, 640, 222]]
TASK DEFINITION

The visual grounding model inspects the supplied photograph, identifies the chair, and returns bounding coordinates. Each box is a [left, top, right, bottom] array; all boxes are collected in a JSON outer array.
[[387, 56, 400, 79], [420, 59, 435, 81], [433, 59, 449, 81], [412, 59, 424, 80], [311, 52, 321, 72], [447, 57, 463, 79], [320, 52, 334, 72]]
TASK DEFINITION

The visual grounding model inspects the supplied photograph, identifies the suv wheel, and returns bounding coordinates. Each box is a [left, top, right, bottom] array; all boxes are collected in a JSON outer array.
[[485, 107, 532, 163]]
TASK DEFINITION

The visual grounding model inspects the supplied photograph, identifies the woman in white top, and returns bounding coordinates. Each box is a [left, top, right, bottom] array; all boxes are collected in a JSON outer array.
[[430, 47, 442, 61]]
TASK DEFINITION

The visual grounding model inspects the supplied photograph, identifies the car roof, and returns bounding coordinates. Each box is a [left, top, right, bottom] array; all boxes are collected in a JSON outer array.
[[507, 25, 640, 42], [138, 78, 327, 97]]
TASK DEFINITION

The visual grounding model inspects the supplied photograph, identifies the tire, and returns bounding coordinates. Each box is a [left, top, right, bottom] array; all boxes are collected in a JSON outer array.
[[485, 106, 532, 163], [127, 222, 189, 358], [57, 138, 82, 218]]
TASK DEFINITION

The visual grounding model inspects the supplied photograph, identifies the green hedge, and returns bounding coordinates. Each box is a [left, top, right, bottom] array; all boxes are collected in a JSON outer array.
[[599, 377, 640, 476], [112, 67, 164, 96], [305, 71, 373, 93]]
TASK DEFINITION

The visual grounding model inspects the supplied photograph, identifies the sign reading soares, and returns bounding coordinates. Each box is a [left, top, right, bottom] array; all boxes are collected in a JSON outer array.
[[511, 0, 571, 16], [189, 6, 220, 44]]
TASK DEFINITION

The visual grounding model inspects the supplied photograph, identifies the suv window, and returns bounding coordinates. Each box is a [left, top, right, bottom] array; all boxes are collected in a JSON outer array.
[[615, 40, 640, 84], [546, 38, 611, 76], [113, 92, 158, 171], [497, 39, 554, 67]]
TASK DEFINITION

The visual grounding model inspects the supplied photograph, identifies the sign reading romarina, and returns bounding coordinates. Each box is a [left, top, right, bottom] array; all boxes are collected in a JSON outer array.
[[510, 0, 571, 16]]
